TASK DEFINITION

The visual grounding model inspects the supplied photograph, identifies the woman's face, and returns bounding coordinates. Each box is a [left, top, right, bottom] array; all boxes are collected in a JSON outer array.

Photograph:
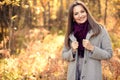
[[73, 5, 87, 24]]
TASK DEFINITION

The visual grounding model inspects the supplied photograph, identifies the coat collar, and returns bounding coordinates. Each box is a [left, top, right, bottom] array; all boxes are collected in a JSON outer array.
[[86, 30, 93, 40], [69, 33, 77, 42]]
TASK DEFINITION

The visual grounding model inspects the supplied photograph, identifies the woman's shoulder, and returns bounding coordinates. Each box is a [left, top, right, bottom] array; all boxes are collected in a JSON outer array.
[[98, 24, 109, 36]]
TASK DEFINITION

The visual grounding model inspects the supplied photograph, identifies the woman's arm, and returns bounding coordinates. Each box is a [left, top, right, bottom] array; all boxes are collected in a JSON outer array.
[[90, 28, 113, 60]]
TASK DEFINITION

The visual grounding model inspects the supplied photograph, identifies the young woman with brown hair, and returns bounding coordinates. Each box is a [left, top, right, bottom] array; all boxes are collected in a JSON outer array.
[[62, 1, 113, 80]]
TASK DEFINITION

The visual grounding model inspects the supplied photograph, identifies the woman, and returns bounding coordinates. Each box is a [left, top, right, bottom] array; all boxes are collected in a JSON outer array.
[[62, 1, 113, 80]]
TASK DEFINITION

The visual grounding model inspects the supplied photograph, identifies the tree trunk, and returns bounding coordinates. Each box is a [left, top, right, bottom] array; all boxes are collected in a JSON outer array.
[[104, 0, 108, 25], [98, 0, 101, 19], [66, 0, 70, 9], [48, 1, 51, 30], [59, 0, 63, 30], [40, 0, 47, 27], [8, 5, 13, 52]]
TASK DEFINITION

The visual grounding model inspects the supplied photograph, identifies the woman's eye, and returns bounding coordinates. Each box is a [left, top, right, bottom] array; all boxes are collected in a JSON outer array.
[[74, 12, 78, 15], [81, 10, 85, 13]]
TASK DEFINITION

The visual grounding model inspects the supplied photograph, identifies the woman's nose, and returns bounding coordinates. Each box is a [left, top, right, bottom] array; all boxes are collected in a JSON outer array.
[[78, 13, 82, 17]]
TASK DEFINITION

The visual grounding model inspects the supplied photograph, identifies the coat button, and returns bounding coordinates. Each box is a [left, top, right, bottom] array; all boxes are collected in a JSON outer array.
[[82, 76, 85, 79], [84, 60, 87, 64]]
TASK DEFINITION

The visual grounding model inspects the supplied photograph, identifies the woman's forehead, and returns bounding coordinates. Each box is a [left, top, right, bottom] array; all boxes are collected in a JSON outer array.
[[73, 5, 85, 12]]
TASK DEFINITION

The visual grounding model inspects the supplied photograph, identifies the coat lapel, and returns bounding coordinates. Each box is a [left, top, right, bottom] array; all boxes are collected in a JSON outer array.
[[69, 33, 77, 42], [86, 30, 93, 40], [69, 33, 79, 80]]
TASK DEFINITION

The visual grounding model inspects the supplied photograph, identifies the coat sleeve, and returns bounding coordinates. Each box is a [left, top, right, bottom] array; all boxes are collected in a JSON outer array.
[[90, 28, 113, 60], [62, 45, 76, 62]]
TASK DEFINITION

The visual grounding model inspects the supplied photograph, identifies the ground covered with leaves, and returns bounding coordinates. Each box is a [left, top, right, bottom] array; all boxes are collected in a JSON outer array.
[[0, 28, 120, 80]]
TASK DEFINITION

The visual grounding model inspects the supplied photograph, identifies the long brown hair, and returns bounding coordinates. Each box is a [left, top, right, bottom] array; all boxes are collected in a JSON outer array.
[[65, 0, 101, 48]]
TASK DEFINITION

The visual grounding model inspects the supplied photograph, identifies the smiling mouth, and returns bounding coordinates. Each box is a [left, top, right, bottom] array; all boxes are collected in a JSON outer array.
[[78, 17, 85, 20], [78, 18, 84, 21]]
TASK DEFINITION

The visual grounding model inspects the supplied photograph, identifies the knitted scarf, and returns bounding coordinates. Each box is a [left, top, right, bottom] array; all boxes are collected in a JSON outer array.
[[73, 20, 89, 57]]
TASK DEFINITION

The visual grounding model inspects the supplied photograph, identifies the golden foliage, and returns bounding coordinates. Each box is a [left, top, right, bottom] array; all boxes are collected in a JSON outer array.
[[0, 28, 67, 80]]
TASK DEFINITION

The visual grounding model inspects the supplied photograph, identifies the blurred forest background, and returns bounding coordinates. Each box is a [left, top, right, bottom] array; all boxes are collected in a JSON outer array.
[[0, 0, 120, 80]]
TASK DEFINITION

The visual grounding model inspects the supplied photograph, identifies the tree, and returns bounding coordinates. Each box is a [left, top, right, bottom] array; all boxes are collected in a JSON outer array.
[[104, 0, 108, 25], [98, 0, 101, 20]]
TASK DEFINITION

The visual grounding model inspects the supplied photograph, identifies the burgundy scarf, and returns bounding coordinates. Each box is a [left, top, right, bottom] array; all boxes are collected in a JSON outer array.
[[73, 20, 89, 57]]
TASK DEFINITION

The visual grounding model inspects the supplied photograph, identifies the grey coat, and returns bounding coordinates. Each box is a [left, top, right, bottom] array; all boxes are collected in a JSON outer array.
[[62, 27, 113, 80]]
